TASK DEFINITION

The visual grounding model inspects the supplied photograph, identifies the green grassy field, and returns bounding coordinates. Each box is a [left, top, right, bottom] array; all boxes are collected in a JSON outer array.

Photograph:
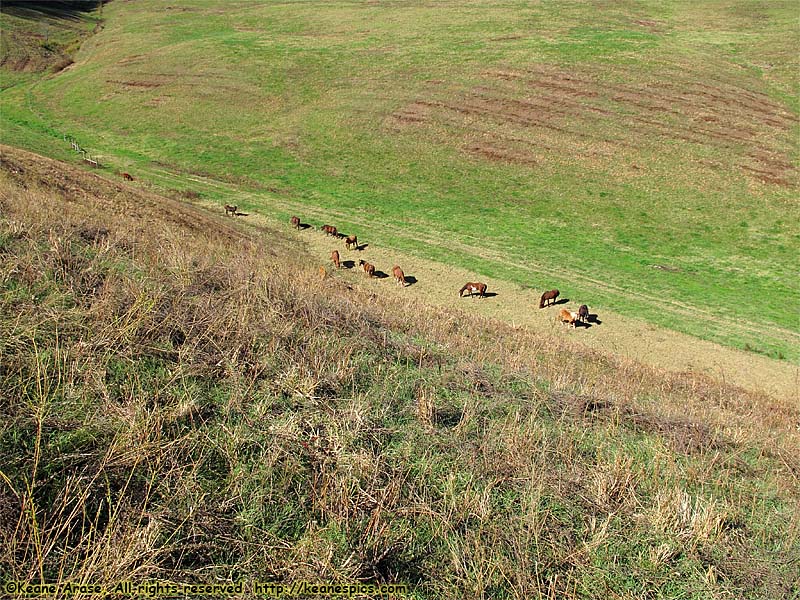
[[1, 0, 798, 360]]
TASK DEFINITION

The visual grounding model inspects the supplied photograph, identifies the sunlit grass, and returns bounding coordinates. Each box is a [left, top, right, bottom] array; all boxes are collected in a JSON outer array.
[[1, 0, 797, 362]]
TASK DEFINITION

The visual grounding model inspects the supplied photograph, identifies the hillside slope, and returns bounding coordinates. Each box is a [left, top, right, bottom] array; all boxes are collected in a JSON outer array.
[[1, 0, 798, 362], [243, 201, 799, 402], [1, 145, 799, 599]]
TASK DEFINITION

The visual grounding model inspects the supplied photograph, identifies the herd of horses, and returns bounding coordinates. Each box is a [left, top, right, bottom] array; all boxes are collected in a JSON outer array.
[[226, 204, 595, 328], [117, 168, 595, 329], [286, 213, 595, 328], [291, 214, 411, 287]]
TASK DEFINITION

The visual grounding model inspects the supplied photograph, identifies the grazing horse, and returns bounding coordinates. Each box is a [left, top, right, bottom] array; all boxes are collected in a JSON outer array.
[[122, 172, 134, 181], [321, 224, 338, 237], [331, 249, 340, 269], [558, 308, 578, 328], [224, 204, 238, 217], [578, 304, 589, 324], [539, 289, 559, 308], [359, 259, 375, 278], [345, 235, 358, 250], [459, 282, 487, 298], [290, 215, 301, 229], [391, 265, 407, 287]]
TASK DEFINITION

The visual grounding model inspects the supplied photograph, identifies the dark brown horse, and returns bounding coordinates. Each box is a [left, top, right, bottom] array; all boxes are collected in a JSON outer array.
[[359, 259, 375, 278], [578, 304, 589, 323], [331, 249, 340, 269], [290, 215, 300, 229], [321, 224, 338, 237], [539, 289, 559, 308], [391, 265, 407, 286], [345, 235, 358, 250], [122, 172, 134, 181], [459, 282, 487, 298], [224, 204, 238, 216]]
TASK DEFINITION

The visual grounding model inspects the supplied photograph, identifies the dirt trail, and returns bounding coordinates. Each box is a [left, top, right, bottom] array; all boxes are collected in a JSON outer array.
[[254, 211, 799, 403], [290, 202, 798, 347]]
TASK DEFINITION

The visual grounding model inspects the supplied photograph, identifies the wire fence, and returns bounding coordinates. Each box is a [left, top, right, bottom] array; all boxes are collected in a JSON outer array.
[[64, 134, 100, 168]]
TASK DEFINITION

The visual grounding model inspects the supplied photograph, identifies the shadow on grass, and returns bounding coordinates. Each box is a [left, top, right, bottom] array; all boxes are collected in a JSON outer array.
[[2, 1, 98, 22]]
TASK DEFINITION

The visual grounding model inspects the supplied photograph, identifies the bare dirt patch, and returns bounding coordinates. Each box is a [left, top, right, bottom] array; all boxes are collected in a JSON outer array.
[[489, 34, 524, 42], [395, 63, 798, 186], [387, 101, 431, 128], [106, 79, 164, 89], [464, 142, 537, 166], [632, 19, 664, 33]]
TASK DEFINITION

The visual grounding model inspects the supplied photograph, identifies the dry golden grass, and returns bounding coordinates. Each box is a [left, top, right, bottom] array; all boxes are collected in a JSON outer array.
[[1, 145, 798, 598]]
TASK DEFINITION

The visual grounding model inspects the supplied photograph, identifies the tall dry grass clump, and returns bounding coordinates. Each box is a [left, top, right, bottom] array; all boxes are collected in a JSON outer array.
[[1, 147, 798, 599]]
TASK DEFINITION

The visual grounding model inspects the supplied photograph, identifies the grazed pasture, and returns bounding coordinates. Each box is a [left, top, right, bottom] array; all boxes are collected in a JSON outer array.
[[1, 0, 798, 362]]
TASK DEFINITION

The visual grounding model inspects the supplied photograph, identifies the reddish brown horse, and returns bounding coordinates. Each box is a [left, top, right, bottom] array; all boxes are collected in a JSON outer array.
[[122, 172, 134, 181], [459, 282, 487, 298], [391, 265, 407, 286], [290, 215, 300, 229], [321, 224, 338, 237], [558, 308, 578, 328], [331, 249, 340, 269], [224, 204, 238, 216], [359, 259, 375, 278], [539, 289, 559, 308], [345, 235, 358, 250]]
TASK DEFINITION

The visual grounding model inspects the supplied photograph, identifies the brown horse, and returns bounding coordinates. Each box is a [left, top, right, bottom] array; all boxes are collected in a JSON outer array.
[[345, 235, 358, 250], [459, 282, 487, 298], [391, 265, 407, 287], [359, 259, 375, 278], [321, 224, 338, 237], [578, 304, 589, 324], [290, 215, 301, 229], [539, 289, 559, 308], [331, 249, 340, 269], [558, 308, 578, 328], [224, 204, 238, 216], [122, 172, 134, 181]]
